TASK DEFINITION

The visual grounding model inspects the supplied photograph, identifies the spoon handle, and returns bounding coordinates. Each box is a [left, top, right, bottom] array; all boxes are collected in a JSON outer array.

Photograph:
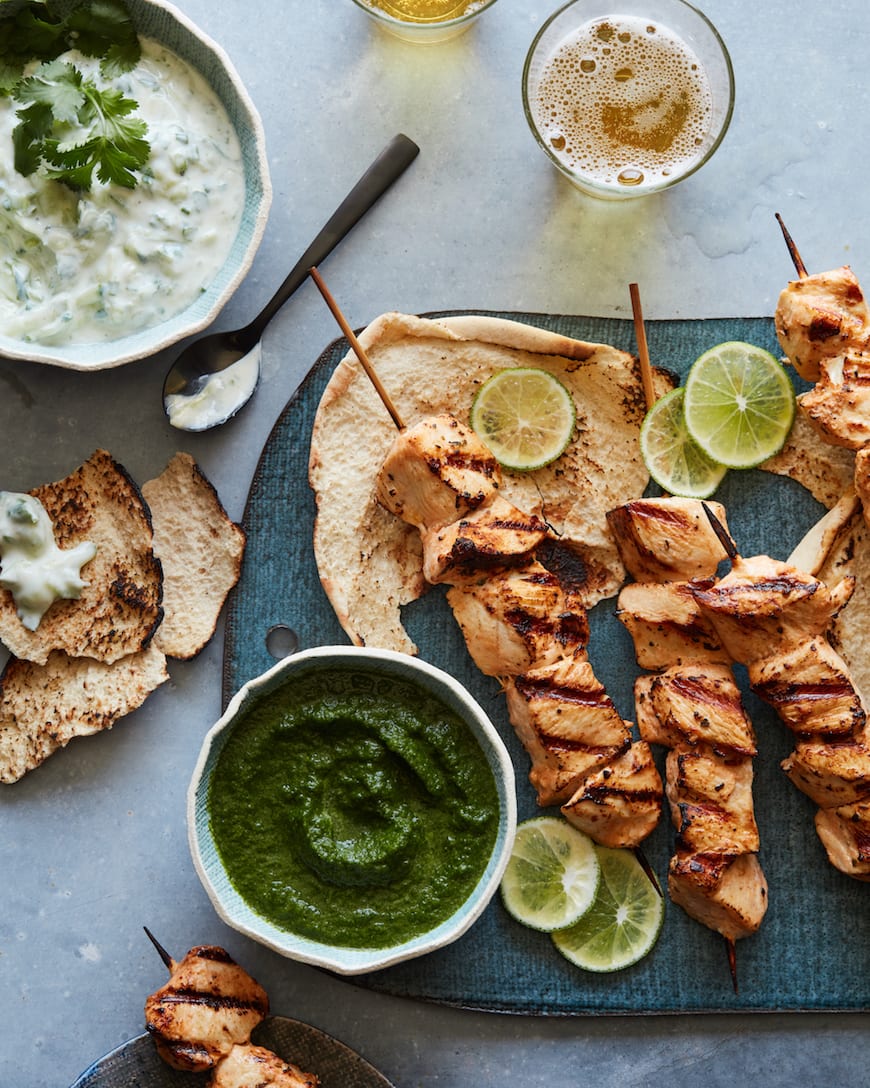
[[249, 133, 420, 339]]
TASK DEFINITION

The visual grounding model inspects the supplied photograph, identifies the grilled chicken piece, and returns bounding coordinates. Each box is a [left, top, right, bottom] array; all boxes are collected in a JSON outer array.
[[668, 852, 768, 942], [798, 350, 870, 449], [210, 1044, 319, 1088], [814, 801, 870, 880], [691, 554, 854, 664], [420, 494, 549, 585], [749, 637, 865, 739], [503, 654, 631, 806], [775, 266, 870, 383], [561, 741, 663, 848], [635, 667, 758, 759], [605, 498, 729, 583], [666, 748, 760, 855], [446, 561, 589, 676], [782, 730, 870, 807], [376, 414, 501, 530], [616, 581, 729, 669], [145, 946, 269, 1073]]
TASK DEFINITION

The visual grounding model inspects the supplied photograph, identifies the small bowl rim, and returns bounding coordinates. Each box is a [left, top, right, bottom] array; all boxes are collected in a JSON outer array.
[[521, 0, 735, 199], [187, 645, 517, 975], [348, 0, 499, 33], [0, 0, 272, 371]]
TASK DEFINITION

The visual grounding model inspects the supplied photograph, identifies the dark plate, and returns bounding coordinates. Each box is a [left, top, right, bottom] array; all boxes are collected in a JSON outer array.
[[69, 1015, 396, 1087], [223, 311, 870, 1015]]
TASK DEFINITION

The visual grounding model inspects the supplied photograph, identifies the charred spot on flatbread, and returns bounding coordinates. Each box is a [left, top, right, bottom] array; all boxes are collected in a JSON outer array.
[[0, 643, 169, 783], [309, 312, 674, 655], [0, 449, 163, 666], [142, 452, 246, 660]]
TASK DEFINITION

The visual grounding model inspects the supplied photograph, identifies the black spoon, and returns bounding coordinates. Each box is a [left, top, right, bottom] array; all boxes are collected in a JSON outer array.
[[163, 132, 420, 431]]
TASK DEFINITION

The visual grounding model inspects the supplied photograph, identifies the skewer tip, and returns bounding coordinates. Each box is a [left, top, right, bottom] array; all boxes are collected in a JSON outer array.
[[633, 847, 663, 898], [701, 501, 740, 563], [774, 212, 808, 279], [725, 936, 738, 994], [143, 926, 174, 970]]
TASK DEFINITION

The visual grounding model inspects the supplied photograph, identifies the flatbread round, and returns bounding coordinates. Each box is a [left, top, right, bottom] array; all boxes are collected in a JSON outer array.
[[309, 312, 673, 654]]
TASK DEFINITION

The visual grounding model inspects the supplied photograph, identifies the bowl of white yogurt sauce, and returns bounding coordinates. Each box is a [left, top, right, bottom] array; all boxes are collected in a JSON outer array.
[[0, 0, 272, 370]]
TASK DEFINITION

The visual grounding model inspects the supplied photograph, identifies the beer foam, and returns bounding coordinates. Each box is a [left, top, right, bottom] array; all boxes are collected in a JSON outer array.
[[529, 15, 713, 190]]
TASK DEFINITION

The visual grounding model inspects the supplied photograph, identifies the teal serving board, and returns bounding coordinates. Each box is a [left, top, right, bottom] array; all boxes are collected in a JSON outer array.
[[223, 312, 870, 1015]]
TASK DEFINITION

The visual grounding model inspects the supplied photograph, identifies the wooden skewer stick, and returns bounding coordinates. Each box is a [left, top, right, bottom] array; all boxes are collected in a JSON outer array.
[[629, 282, 658, 412], [308, 266, 405, 431], [143, 926, 173, 970], [726, 936, 738, 994], [701, 500, 740, 562], [775, 213, 808, 280]]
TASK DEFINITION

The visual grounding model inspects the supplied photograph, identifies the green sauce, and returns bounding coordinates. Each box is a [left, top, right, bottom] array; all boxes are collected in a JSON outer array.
[[208, 666, 500, 949]]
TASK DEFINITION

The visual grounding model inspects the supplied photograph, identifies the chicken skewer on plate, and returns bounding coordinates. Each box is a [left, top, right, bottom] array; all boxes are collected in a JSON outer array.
[[774, 215, 870, 522], [691, 504, 870, 880], [308, 267, 663, 850], [376, 413, 663, 849], [143, 930, 319, 1087], [608, 497, 769, 964]]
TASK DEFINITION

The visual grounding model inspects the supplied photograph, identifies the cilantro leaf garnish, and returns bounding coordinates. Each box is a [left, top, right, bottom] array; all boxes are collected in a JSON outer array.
[[14, 58, 149, 188], [0, 0, 149, 189]]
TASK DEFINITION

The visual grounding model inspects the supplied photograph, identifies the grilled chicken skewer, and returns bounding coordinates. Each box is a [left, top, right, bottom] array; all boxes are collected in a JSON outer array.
[[775, 215, 870, 522], [144, 932, 318, 1087], [691, 504, 870, 880], [377, 414, 663, 848], [608, 498, 769, 965], [307, 267, 662, 849]]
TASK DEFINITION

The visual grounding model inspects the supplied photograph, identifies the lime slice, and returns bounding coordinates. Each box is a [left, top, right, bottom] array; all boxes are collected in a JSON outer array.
[[551, 845, 664, 972], [639, 387, 727, 498], [470, 367, 575, 471], [683, 341, 796, 468], [500, 816, 601, 932]]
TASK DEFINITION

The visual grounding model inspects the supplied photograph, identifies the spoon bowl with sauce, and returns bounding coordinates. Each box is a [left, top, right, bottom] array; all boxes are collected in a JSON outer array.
[[163, 133, 420, 431]]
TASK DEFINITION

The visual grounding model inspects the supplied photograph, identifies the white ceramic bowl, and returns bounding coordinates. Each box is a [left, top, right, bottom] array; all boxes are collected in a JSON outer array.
[[0, 0, 271, 370], [188, 646, 517, 975]]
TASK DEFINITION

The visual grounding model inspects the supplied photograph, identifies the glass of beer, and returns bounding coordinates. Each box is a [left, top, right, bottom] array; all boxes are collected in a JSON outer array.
[[350, 0, 499, 43], [522, 0, 734, 198]]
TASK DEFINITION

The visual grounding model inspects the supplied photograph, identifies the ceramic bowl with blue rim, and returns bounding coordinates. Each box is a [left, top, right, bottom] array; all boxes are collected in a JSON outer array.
[[0, 0, 271, 370], [188, 645, 517, 975]]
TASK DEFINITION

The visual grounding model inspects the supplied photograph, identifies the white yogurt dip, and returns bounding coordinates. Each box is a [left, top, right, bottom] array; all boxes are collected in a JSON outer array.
[[0, 39, 246, 346], [165, 341, 261, 430]]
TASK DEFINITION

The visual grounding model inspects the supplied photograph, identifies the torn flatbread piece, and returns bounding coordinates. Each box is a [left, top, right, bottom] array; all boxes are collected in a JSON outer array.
[[815, 504, 870, 705], [309, 312, 673, 655], [0, 643, 168, 783], [143, 452, 246, 660], [762, 411, 855, 509], [0, 449, 163, 666]]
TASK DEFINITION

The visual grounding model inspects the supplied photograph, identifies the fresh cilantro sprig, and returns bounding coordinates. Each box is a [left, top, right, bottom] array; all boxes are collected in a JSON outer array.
[[0, 0, 150, 190]]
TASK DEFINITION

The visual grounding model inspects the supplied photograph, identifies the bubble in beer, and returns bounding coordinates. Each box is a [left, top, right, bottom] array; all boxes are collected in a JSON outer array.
[[529, 15, 713, 191]]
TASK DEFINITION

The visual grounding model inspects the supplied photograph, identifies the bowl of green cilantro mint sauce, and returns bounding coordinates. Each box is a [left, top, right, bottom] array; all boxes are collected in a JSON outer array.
[[188, 646, 517, 974]]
